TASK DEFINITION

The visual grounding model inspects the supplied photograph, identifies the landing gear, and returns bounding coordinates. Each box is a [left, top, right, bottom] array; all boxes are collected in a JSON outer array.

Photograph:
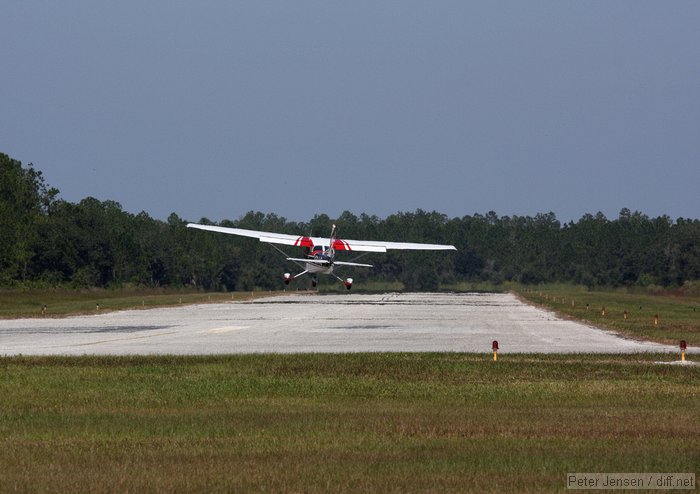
[[333, 275, 353, 290], [284, 269, 353, 291]]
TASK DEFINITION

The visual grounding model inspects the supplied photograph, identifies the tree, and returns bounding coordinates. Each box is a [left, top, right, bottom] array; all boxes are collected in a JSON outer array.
[[0, 154, 58, 283]]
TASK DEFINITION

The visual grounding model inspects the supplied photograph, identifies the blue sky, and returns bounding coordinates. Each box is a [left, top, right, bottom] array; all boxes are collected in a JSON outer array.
[[2, 1, 699, 223]]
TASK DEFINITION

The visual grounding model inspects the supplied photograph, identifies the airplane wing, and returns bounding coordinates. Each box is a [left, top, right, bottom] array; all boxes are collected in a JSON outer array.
[[186, 224, 314, 246], [286, 257, 374, 268], [186, 223, 457, 252], [286, 257, 330, 265], [332, 260, 374, 268], [334, 238, 456, 252]]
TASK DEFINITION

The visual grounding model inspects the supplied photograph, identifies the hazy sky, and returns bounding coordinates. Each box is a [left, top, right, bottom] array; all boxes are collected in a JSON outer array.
[[2, 1, 699, 224]]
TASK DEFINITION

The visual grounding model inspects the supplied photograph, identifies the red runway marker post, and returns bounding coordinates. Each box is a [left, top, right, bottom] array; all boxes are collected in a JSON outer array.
[[680, 340, 687, 362]]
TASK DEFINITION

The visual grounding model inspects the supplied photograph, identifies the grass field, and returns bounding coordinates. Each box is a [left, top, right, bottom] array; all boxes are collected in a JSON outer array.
[[518, 285, 700, 347], [0, 288, 285, 319], [1, 353, 698, 493]]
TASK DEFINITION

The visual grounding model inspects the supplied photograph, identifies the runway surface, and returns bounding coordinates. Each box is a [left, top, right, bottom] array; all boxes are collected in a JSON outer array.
[[0, 292, 687, 355]]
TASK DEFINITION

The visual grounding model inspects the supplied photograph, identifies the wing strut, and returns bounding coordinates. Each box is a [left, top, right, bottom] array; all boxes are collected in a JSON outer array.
[[265, 242, 307, 270]]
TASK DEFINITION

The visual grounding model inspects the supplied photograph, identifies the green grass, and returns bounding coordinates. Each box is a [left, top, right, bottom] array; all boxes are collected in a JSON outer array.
[[518, 285, 700, 346], [1, 353, 698, 493], [0, 288, 285, 319]]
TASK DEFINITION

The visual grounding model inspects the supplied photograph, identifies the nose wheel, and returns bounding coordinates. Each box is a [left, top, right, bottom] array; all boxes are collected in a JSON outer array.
[[333, 274, 353, 290]]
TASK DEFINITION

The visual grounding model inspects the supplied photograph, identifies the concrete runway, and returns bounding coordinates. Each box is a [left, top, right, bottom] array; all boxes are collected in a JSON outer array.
[[0, 292, 689, 356]]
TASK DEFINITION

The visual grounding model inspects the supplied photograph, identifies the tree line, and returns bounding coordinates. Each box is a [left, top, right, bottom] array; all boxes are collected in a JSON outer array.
[[2, 153, 699, 291]]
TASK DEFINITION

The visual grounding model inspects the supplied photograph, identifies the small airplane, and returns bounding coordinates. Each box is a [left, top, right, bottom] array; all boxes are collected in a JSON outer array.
[[187, 222, 457, 289]]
